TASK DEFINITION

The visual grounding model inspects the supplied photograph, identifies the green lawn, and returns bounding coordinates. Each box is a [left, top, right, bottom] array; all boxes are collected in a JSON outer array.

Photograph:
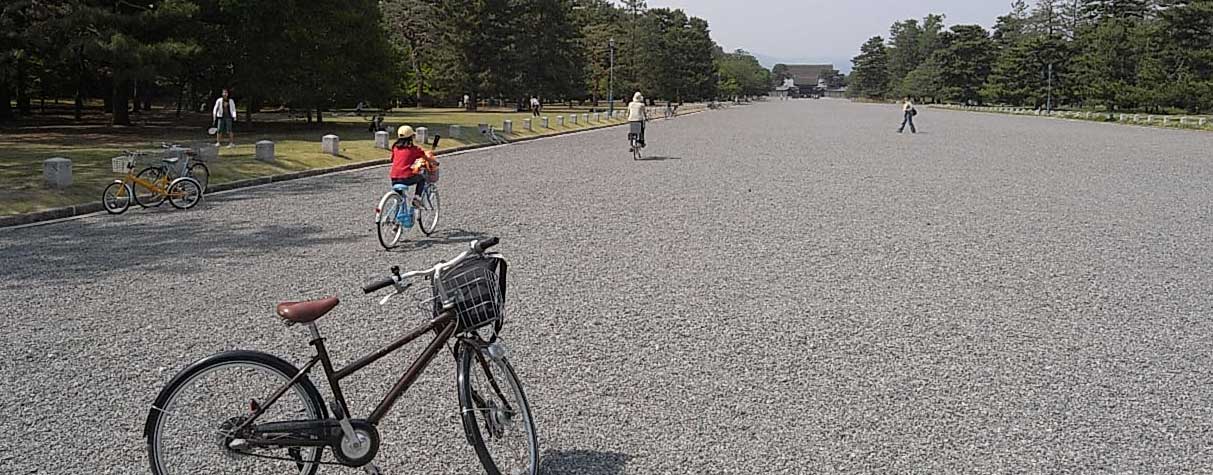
[[930, 103, 1213, 130], [0, 105, 636, 217]]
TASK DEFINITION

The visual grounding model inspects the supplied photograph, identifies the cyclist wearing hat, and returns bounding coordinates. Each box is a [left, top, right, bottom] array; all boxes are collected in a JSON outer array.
[[627, 91, 647, 148], [389, 125, 434, 206]]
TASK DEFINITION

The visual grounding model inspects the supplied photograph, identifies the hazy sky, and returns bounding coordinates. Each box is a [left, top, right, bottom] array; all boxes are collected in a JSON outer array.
[[644, 0, 1014, 69]]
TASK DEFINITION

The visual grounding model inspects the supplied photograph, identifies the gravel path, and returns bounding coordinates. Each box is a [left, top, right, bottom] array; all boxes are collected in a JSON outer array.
[[3, 100, 1213, 474]]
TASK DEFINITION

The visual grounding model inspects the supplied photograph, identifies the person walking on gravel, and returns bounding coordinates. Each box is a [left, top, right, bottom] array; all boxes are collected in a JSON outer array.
[[898, 97, 917, 134], [212, 89, 237, 147], [628, 92, 648, 148]]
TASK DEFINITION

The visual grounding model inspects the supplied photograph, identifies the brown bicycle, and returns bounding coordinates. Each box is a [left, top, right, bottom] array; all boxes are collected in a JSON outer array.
[[143, 238, 538, 474]]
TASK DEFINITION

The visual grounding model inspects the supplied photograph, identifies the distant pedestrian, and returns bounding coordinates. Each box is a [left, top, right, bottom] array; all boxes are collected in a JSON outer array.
[[898, 97, 917, 134], [463, 94, 471, 110], [530, 96, 541, 117], [212, 89, 236, 147]]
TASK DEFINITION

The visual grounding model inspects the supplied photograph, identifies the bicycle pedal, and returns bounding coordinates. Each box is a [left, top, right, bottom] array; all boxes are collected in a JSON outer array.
[[362, 463, 383, 475]]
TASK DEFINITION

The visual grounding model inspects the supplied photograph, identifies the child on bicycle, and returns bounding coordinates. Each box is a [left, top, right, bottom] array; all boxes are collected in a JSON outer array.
[[390, 126, 436, 209]]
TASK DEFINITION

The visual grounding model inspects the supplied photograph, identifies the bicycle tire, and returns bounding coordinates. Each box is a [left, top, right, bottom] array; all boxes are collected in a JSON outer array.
[[376, 191, 405, 249], [145, 350, 327, 475], [167, 177, 203, 210], [134, 167, 167, 208], [417, 186, 440, 236], [631, 139, 642, 160], [188, 162, 210, 191], [102, 182, 131, 214], [458, 343, 539, 475]]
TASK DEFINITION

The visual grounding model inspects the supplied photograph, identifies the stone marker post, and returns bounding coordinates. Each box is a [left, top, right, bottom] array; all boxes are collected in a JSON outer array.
[[556, 116, 564, 127], [374, 131, 389, 149], [322, 135, 340, 155], [416, 127, 428, 144], [43, 157, 72, 188], [523, 119, 533, 131], [503, 120, 513, 134], [256, 140, 275, 162], [541, 117, 550, 128]]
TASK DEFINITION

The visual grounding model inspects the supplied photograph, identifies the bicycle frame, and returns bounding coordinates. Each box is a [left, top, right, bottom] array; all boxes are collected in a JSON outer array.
[[232, 307, 475, 438], [123, 172, 169, 195]]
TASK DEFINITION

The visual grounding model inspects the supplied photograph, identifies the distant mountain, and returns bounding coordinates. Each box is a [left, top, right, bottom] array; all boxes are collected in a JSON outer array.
[[750, 51, 854, 74]]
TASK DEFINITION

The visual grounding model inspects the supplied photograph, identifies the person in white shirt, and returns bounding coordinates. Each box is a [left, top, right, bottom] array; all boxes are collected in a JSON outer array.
[[212, 89, 237, 147], [530, 96, 541, 117], [898, 97, 917, 134], [627, 92, 647, 148]]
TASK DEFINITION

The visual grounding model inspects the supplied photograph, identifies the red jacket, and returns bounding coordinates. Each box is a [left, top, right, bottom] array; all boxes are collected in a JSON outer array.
[[390, 145, 425, 180]]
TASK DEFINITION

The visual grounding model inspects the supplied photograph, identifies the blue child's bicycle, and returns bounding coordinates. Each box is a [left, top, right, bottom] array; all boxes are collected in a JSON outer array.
[[375, 136, 441, 249]]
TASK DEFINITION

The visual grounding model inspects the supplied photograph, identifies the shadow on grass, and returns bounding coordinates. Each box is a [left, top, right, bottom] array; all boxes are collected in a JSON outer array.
[[540, 449, 632, 475]]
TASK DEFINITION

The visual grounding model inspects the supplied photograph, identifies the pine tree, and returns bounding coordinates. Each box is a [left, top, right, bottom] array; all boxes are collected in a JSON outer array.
[[849, 36, 890, 98], [932, 25, 997, 104]]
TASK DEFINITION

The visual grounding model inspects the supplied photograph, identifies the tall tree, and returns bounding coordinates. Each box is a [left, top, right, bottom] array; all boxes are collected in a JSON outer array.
[[434, 0, 516, 109], [516, 0, 586, 103], [932, 24, 996, 104], [849, 36, 890, 98], [381, 0, 440, 106], [887, 19, 923, 82]]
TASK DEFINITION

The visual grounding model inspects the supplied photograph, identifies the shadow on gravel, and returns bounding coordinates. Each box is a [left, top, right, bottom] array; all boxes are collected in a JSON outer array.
[[209, 172, 373, 204], [540, 449, 631, 475], [0, 218, 349, 285], [636, 156, 681, 161], [388, 228, 488, 252]]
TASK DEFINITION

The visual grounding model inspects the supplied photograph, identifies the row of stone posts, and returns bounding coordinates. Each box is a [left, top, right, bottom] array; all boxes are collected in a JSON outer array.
[[40, 110, 635, 189]]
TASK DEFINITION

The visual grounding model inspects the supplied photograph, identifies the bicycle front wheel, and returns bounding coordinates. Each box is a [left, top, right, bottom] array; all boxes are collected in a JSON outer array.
[[458, 342, 539, 475], [145, 351, 327, 475], [188, 162, 210, 191], [417, 185, 440, 236], [135, 167, 167, 208], [376, 192, 405, 249], [102, 182, 131, 214], [168, 178, 203, 209]]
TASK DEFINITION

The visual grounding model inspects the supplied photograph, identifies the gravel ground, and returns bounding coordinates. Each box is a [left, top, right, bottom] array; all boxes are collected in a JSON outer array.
[[3, 100, 1213, 474]]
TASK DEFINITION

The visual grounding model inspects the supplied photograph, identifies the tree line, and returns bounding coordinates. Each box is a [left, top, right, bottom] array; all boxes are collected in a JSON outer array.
[[847, 0, 1213, 113], [0, 0, 773, 124]]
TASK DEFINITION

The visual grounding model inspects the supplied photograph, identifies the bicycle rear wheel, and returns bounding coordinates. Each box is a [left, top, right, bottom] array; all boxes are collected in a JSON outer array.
[[188, 162, 210, 191], [417, 185, 440, 236], [376, 192, 405, 249], [458, 342, 538, 475], [168, 178, 203, 209], [135, 167, 167, 208], [631, 138, 642, 160], [145, 351, 327, 475]]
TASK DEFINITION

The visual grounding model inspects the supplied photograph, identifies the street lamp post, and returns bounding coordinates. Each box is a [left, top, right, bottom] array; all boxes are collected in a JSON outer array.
[[608, 38, 616, 117], [1046, 63, 1054, 114]]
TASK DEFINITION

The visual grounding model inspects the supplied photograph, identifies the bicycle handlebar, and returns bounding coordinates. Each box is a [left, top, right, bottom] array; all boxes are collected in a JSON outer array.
[[362, 276, 396, 294], [361, 237, 500, 295], [473, 237, 499, 253]]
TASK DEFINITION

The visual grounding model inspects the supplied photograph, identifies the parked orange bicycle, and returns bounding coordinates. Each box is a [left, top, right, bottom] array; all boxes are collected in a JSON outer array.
[[102, 151, 203, 214]]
